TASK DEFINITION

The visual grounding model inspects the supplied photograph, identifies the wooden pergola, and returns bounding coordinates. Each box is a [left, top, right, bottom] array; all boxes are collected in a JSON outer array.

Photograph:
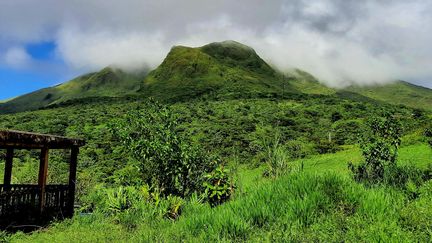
[[0, 130, 85, 229]]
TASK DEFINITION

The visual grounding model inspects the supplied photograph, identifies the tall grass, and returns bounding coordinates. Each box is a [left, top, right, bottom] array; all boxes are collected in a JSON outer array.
[[264, 134, 289, 178], [9, 171, 432, 242]]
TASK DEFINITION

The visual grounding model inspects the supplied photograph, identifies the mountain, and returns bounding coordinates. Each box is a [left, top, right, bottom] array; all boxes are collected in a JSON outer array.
[[286, 71, 432, 111], [344, 81, 432, 111], [0, 67, 146, 113], [140, 40, 294, 100], [1, 40, 432, 114]]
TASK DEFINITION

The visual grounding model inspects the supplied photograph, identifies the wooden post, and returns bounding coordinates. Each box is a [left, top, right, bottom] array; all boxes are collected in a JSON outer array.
[[67, 146, 79, 218], [38, 147, 49, 213], [3, 148, 14, 190]]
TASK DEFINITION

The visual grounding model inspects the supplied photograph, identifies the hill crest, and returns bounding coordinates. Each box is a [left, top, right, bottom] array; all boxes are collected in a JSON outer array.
[[1, 40, 432, 113]]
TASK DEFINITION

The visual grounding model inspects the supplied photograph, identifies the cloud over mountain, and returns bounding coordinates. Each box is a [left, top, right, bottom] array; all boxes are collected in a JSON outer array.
[[1, 0, 431, 87]]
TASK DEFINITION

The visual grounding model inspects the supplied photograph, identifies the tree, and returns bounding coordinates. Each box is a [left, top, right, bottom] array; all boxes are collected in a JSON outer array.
[[110, 100, 214, 197], [349, 113, 402, 184]]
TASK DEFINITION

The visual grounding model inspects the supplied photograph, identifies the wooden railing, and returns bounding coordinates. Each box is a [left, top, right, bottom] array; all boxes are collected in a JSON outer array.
[[45, 185, 69, 210], [0, 184, 70, 225]]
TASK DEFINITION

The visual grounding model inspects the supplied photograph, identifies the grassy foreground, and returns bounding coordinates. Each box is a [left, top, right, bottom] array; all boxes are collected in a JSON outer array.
[[4, 144, 431, 242]]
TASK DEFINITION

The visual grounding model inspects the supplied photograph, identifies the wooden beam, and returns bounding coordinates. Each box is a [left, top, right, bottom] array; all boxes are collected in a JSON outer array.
[[38, 147, 49, 213], [3, 148, 14, 190], [67, 146, 79, 218], [0, 130, 85, 150]]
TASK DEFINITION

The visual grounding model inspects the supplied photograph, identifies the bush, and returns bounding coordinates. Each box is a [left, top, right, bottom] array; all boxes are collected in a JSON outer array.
[[349, 113, 402, 184], [203, 165, 236, 207], [315, 140, 340, 154], [425, 126, 432, 148], [110, 100, 215, 197], [105, 186, 144, 215], [383, 165, 428, 198], [332, 119, 363, 145], [285, 139, 315, 159]]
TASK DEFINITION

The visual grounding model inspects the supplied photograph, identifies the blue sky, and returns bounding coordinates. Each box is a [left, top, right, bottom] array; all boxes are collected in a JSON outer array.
[[1, 0, 431, 101], [0, 42, 78, 100]]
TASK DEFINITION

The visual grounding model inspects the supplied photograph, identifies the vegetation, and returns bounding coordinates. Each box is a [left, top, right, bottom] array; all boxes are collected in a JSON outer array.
[[0, 40, 431, 242], [349, 113, 402, 184], [345, 81, 432, 111], [109, 99, 214, 197], [203, 165, 235, 207], [2, 41, 432, 115], [4, 169, 432, 242], [0, 67, 145, 114], [425, 126, 432, 148]]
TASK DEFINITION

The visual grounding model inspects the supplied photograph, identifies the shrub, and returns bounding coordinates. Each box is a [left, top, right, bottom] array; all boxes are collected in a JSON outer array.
[[400, 180, 432, 236], [164, 195, 184, 220], [425, 126, 432, 148], [263, 134, 289, 178], [105, 186, 143, 215], [110, 100, 215, 197], [383, 165, 426, 198], [349, 113, 402, 184], [285, 139, 315, 159], [331, 111, 343, 122], [332, 119, 363, 145], [203, 165, 235, 207], [315, 140, 340, 154]]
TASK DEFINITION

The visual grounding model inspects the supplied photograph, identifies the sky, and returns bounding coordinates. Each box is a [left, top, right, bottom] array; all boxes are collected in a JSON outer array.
[[1, 0, 432, 100]]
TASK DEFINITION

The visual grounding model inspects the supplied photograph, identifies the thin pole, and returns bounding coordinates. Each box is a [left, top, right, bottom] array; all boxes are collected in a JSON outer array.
[[3, 148, 14, 190], [67, 147, 79, 218], [38, 147, 49, 213]]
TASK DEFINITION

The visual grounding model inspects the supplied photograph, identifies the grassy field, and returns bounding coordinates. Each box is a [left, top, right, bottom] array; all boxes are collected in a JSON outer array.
[[4, 142, 431, 242], [292, 143, 432, 174]]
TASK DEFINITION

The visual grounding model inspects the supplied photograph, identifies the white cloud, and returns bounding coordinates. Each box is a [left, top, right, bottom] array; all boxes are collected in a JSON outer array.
[[56, 26, 167, 71], [0, 0, 431, 87], [2, 46, 32, 68]]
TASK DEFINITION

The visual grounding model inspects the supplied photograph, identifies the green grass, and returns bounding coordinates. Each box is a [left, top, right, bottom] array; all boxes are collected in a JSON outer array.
[[346, 81, 432, 111], [8, 170, 432, 242], [5, 142, 431, 242], [292, 143, 432, 174]]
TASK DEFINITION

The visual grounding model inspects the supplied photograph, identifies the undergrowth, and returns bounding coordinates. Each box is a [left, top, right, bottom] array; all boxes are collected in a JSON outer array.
[[7, 171, 432, 242]]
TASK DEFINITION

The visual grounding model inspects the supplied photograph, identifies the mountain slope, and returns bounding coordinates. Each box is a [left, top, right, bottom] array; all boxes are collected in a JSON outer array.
[[344, 81, 432, 111], [0, 67, 145, 113], [1, 40, 431, 113], [287, 70, 432, 110], [287, 69, 336, 95]]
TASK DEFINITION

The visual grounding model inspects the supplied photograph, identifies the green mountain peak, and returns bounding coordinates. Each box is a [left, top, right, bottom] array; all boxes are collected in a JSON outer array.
[[1, 40, 432, 114], [140, 40, 289, 100]]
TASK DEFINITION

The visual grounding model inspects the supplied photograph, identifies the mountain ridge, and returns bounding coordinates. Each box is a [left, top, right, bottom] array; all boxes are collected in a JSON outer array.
[[1, 40, 431, 113]]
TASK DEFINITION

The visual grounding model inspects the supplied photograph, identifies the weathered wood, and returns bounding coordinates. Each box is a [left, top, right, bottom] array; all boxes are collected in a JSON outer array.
[[0, 130, 84, 229], [3, 148, 13, 189], [0, 184, 69, 227], [67, 147, 79, 217], [0, 130, 85, 149], [38, 148, 49, 213]]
